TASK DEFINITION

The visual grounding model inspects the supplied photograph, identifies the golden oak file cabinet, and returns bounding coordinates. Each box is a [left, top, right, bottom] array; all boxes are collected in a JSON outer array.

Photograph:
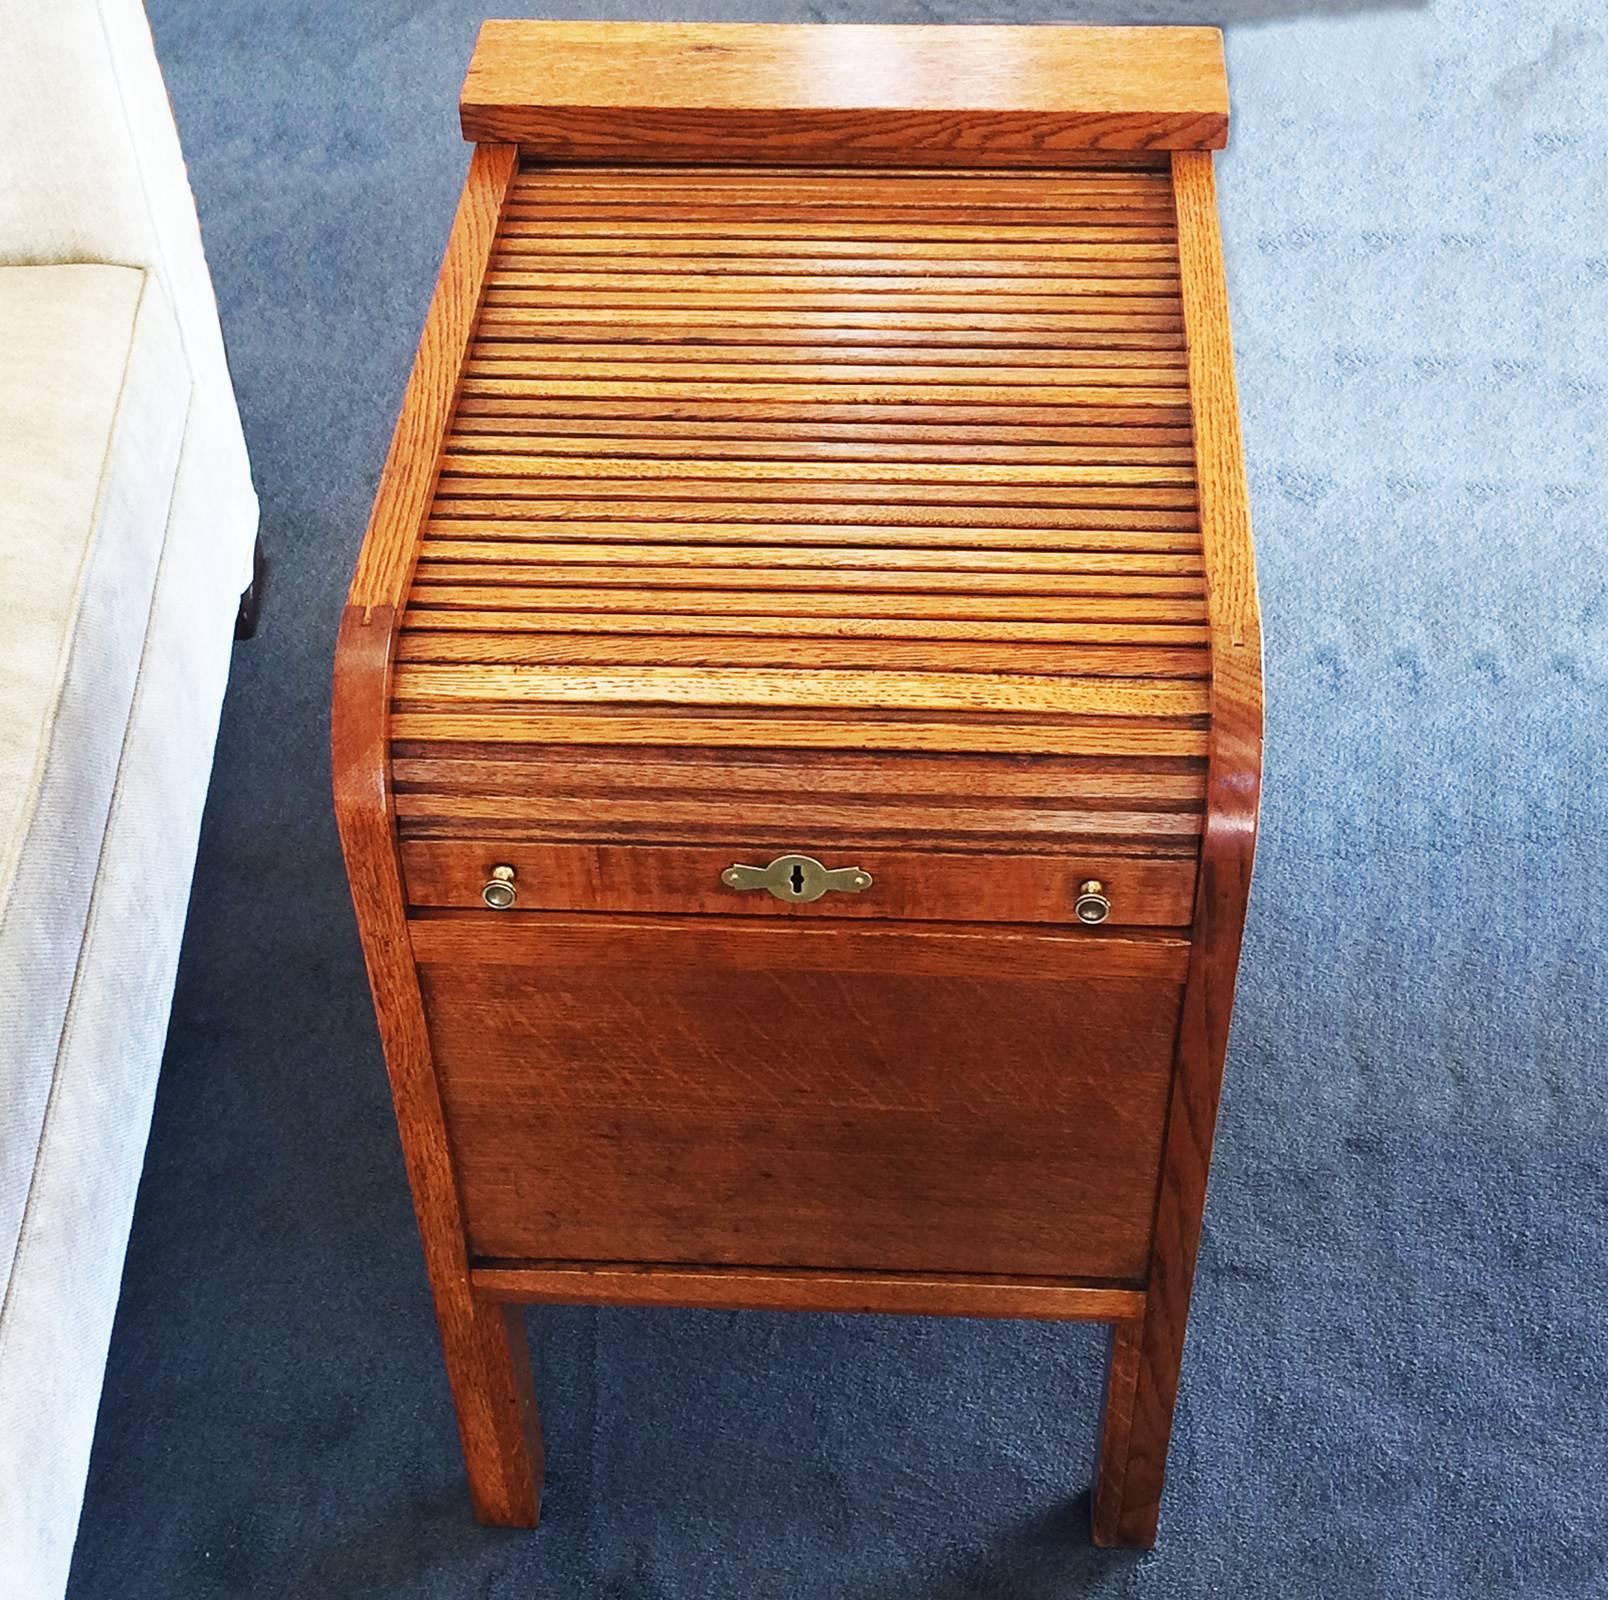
[[333, 21, 1262, 1550]]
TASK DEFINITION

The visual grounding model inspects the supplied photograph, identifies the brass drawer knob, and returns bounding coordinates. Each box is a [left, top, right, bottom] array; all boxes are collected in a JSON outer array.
[[1074, 879, 1111, 925], [721, 854, 873, 904], [481, 864, 517, 910]]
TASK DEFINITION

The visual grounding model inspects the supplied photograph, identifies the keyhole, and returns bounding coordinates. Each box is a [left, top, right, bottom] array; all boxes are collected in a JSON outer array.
[[789, 862, 806, 896]]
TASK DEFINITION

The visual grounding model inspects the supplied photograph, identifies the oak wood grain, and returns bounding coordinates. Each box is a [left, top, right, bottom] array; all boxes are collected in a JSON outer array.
[[337, 26, 1256, 1545], [349, 144, 517, 612], [399, 841, 1198, 924], [461, 23, 1228, 157], [332, 145, 543, 1526], [332, 612, 541, 1526], [407, 912, 1191, 982], [1090, 149, 1263, 1551], [472, 1263, 1146, 1323], [416, 933, 1183, 1277], [386, 709, 1211, 759]]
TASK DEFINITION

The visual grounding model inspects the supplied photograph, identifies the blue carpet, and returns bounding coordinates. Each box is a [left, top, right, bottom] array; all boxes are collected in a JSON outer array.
[[67, 2, 1607, 1596]]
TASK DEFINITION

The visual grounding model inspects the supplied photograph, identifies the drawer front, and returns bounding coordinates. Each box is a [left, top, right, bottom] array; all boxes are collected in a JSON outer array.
[[402, 839, 1196, 927], [413, 914, 1184, 1281]]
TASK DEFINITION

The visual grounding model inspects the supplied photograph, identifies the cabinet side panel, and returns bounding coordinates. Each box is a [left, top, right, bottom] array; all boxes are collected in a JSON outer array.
[[1095, 147, 1263, 1549], [331, 143, 539, 1524]]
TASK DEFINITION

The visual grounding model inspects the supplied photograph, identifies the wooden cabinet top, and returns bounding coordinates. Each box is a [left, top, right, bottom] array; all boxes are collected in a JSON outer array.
[[460, 22, 1230, 159]]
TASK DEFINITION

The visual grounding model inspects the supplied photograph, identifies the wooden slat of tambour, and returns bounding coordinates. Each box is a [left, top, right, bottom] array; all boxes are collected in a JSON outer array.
[[391, 664, 1210, 718], [399, 610, 1209, 645], [387, 711, 1209, 759], [391, 750, 1207, 803], [455, 378, 1186, 408], [448, 415, 1196, 446], [510, 179, 1176, 194], [510, 172, 1172, 196], [433, 479, 1198, 509], [496, 221, 1176, 242], [486, 259, 1180, 285], [506, 175, 1174, 195], [506, 173, 1174, 189], [393, 633, 1207, 676], [447, 400, 1196, 427], [497, 206, 1179, 229], [432, 499, 1197, 529], [473, 311, 1186, 341], [407, 589, 1206, 622], [514, 158, 1170, 175], [481, 290, 1181, 317], [492, 247, 1181, 276], [506, 171, 1175, 186], [424, 521, 1200, 551], [488, 267, 1181, 298], [418, 542, 1202, 575], [480, 291, 1181, 315], [462, 361, 1187, 391], [469, 343, 1188, 372], [438, 456, 1192, 488], [392, 749, 1205, 800], [395, 825, 1197, 863], [476, 328, 1185, 354], [446, 434, 1196, 466], [504, 196, 1176, 219], [497, 221, 1174, 240], [392, 791, 1200, 840], [447, 434, 1202, 466], [412, 565, 1202, 598]]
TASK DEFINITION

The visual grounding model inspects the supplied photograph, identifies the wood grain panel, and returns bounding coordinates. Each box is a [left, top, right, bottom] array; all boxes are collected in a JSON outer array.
[[400, 841, 1198, 923], [389, 710, 1210, 758], [349, 145, 517, 611], [399, 610, 1210, 643], [461, 23, 1227, 156], [472, 1262, 1146, 1323], [394, 633, 1208, 675], [330, 139, 543, 1529], [391, 748, 1209, 805], [1091, 149, 1263, 1551], [392, 663, 1210, 718], [417, 926, 1183, 1275], [407, 911, 1191, 981]]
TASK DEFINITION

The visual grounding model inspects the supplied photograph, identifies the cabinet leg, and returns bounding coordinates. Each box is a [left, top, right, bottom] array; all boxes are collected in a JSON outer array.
[[1091, 1313, 1179, 1548], [435, 1293, 544, 1526], [234, 534, 266, 639]]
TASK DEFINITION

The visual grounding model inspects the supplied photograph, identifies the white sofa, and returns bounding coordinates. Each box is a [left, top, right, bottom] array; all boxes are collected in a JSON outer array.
[[0, 4, 258, 1593]]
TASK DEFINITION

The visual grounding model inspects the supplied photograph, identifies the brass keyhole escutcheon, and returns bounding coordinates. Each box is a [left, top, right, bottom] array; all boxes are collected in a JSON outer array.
[[721, 854, 873, 904]]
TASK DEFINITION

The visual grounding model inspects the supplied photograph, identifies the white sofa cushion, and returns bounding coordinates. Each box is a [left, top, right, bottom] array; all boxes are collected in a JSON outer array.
[[0, 263, 189, 1300]]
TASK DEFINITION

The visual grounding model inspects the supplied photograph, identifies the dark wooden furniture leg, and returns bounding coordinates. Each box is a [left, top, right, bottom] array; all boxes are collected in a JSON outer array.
[[1093, 1311, 1187, 1548], [234, 533, 265, 639], [433, 1290, 543, 1525]]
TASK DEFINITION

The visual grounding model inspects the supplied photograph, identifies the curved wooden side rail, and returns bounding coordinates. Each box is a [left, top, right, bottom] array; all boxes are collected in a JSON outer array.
[[331, 143, 542, 1526], [1092, 149, 1264, 1548]]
